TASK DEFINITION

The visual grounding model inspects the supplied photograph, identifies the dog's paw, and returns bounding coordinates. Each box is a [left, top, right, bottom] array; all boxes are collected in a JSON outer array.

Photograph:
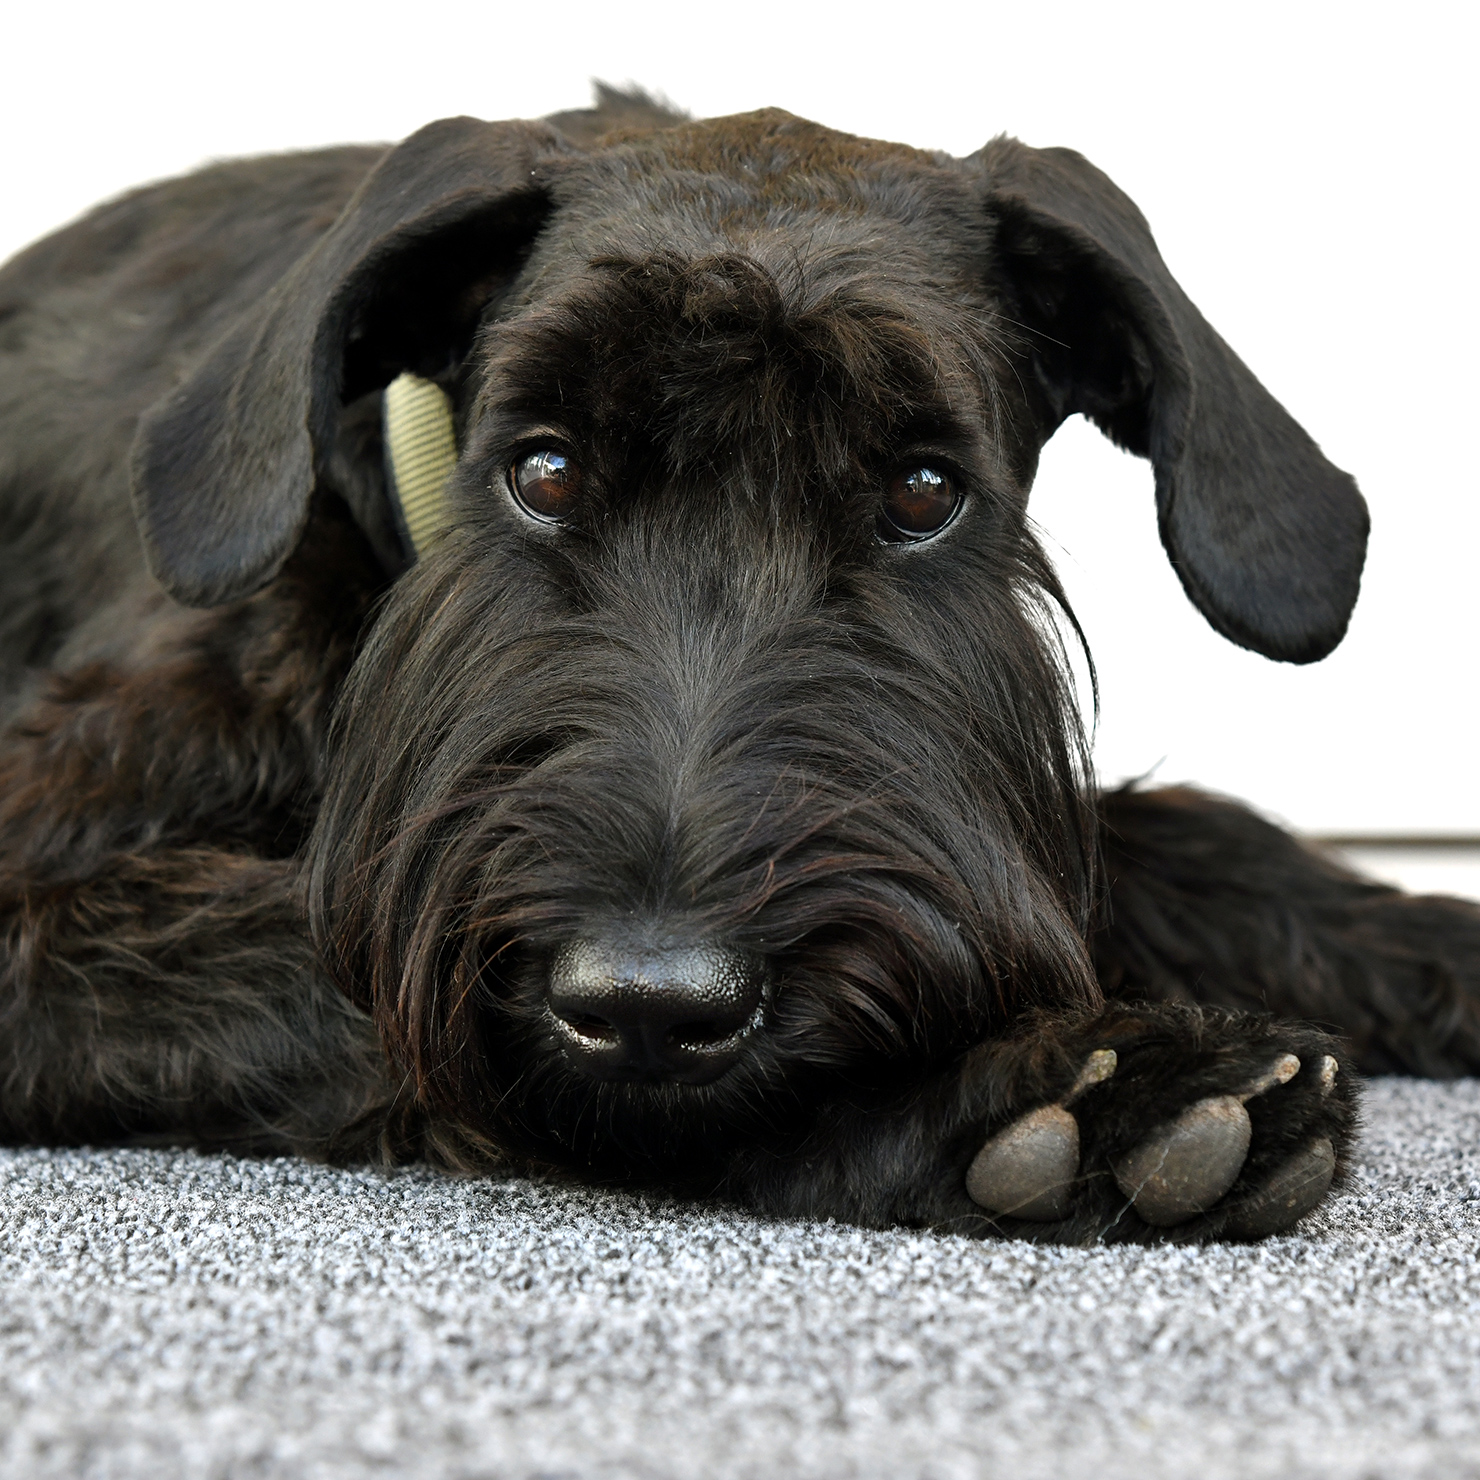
[[963, 1013, 1354, 1242]]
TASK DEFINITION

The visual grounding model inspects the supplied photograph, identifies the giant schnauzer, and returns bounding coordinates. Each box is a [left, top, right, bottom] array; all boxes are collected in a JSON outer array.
[[2, 89, 1477, 1244]]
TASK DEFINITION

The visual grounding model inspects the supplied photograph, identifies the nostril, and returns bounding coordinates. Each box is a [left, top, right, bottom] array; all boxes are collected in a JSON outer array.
[[568, 1013, 618, 1039], [668, 1017, 747, 1049]]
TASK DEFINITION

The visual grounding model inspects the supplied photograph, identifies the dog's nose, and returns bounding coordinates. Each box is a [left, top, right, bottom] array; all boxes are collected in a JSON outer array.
[[547, 939, 768, 1084]]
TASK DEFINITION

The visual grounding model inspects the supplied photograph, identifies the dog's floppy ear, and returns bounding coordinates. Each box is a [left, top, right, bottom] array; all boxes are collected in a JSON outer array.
[[130, 116, 564, 607], [976, 138, 1367, 664]]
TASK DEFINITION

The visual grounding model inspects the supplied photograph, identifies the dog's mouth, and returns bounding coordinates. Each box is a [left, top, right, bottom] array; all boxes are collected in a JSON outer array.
[[542, 938, 771, 1086]]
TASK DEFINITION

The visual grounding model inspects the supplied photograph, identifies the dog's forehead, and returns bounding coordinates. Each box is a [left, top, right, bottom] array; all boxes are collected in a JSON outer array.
[[462, 112, 1013, 482], [529, 108, 989, 294], [579, 107, 943, 191]]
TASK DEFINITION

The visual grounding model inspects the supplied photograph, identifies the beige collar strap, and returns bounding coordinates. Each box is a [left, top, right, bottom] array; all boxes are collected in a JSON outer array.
[[382, 371, 459, 559]]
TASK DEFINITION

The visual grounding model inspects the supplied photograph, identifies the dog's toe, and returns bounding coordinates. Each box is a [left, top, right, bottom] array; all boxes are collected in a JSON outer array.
[[1112, 1095, 1251, 1225], [1224, 1137, 1337, 1239], [965, 1103, 1080, 1219], [965, 1049, 1117, 1220], [1113, 1053, 1301, 1227]]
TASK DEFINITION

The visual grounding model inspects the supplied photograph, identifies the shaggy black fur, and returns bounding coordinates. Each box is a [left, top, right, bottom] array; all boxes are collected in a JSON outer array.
[[1, 88, 1474, 1242]]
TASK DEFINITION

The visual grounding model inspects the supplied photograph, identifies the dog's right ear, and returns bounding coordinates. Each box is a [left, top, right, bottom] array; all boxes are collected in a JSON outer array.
[[130, 117, 566, 607], [975, 138, 1368, 665]]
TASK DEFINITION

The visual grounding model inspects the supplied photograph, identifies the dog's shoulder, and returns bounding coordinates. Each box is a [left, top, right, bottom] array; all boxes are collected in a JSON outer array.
[[0, 144, 384, 310], [0, 144, 393, 679]]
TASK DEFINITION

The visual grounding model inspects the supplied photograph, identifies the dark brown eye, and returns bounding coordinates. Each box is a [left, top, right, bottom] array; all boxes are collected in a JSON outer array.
[[509, 448, 581, 521], [880, 466, 960, 541]]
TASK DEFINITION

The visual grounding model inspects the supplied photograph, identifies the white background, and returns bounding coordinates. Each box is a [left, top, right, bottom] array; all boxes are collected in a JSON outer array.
[[2, 0, 1476, 837]]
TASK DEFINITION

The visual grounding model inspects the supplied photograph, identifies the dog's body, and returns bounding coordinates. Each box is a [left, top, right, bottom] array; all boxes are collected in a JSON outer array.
[[2, 90, 1477, 1242]]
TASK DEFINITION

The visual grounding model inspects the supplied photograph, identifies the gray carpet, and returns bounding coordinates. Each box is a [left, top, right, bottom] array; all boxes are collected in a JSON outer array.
[[2, 1079, 1479, 1480]]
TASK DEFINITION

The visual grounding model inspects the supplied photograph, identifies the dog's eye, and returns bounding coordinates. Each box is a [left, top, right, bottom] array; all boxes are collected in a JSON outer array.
[[509, 449, 582, 522], [880, 466, 960, 541]]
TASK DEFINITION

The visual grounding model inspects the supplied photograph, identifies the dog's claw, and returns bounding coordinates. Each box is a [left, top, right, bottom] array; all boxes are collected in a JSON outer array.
[[966, 1049, 1117, 1220], [1245, 1053, 1302, 1097], [1225, 1138, 1337, 1239], [1317, 1055, 1338, 1096], [966, 1104, 1080, 1220], [1065, 1048, 1118, 1101], [1113, 1054, 1301, 1227]]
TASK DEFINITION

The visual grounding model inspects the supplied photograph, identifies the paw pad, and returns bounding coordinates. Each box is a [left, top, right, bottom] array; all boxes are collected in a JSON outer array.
[[1225, 1137, 1337, 1238], [965, 1049, 1116, 1220], [964, 1104, 1080, 1220], [1112, 1054, 1300, 1226]]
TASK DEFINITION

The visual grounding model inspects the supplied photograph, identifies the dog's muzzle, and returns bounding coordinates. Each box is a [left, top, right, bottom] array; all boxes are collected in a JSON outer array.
[[546, 939, 769, 1084]]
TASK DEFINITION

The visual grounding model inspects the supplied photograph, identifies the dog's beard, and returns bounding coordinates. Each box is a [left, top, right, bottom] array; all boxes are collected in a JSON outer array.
[[308, 501, 1100, 1178]]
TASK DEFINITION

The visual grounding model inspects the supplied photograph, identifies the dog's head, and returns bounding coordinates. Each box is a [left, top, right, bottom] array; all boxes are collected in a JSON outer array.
[[129, 104, 1367, 1178]]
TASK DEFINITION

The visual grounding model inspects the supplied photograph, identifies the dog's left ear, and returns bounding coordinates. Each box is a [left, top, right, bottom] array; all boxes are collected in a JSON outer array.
[[975, 138, 1367, 664], [131, 116, 565, 607]]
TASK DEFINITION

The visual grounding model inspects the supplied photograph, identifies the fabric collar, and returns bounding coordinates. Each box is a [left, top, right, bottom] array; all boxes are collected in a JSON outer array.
[[382, 371, 458, 559]]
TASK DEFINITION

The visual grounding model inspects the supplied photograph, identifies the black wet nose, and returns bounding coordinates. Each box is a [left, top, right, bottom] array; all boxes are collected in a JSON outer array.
[[547, 939, 768, 1084]]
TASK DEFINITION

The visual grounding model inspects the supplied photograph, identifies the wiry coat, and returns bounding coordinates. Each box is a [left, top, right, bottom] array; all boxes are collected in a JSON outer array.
[[1, 90, 1475, 1242]]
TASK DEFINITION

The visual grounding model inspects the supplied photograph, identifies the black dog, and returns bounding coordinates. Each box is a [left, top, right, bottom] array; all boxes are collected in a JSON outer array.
[[3, 89, 1477, 1244]]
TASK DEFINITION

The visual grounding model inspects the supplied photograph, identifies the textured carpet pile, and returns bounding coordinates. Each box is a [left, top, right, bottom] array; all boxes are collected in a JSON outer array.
[[2, 1078, 1479, 1479]]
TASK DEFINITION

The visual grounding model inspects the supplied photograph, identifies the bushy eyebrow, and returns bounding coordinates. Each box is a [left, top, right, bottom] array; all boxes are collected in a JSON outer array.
[[470, 248, 1011, 491]]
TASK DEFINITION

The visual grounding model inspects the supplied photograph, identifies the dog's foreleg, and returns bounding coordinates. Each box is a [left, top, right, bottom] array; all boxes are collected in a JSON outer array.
[[0, 844, 393, 1152], [0, 563, 399, 1154], [1095, 785, 1480, 1076]]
